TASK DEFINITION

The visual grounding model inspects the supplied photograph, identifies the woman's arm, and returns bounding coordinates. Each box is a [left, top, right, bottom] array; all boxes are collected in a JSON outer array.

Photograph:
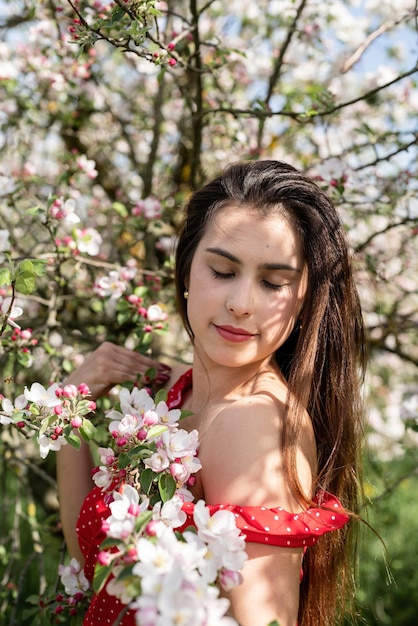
[[198, 393, 316, 626], [56, 341, 170, 561]]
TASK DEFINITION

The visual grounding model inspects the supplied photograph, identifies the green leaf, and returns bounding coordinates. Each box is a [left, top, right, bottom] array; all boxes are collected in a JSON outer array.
[[154, 388, 168, 404], [118, 451, 132, 469], [99, 537, 124, 550], [114, 563, 134, 581], [17, 350, 33, 367], [0, 268, 11, 287], [14, 273, 35, 294], [18, 258, 47, 277], [79, 418, 97, 442], [39, 414, 58, 436], [267, 621, 280, 626], [140, 467, 155, 494], [112, 201, 128, 217], [135, 509, 153, 532], [146, 424, 168, 439], [93, 562, 113, 593], [65, 431, 81, 450], [158, 473, 176, 502], [110, 6, 126, 23]]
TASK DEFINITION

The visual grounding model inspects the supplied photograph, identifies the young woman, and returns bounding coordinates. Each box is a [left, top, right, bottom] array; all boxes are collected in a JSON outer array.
[[57, 160, 366, 626]]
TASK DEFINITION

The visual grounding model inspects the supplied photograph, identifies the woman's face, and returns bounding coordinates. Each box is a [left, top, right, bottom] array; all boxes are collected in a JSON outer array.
[[186, 204, 307, 371]]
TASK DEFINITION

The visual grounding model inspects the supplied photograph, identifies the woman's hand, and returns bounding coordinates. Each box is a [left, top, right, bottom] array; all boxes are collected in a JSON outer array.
[[63, 341, 171, 401]]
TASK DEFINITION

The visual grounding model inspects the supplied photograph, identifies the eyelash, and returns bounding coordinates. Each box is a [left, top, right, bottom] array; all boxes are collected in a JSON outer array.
[[210, 269, 286, 291]]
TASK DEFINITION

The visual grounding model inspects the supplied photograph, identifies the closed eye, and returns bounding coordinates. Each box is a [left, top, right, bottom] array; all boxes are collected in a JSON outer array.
[[211, 268, 287, 291], [210, 268, 234, 279], [262, 280, 287, 291]]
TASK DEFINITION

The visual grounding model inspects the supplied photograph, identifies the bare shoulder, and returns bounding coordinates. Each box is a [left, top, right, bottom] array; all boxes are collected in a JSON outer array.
[[199, 374, 316, 510]]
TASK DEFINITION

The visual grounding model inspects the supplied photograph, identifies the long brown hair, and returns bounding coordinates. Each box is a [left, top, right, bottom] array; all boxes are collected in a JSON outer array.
[[175, 160, 366, 626]]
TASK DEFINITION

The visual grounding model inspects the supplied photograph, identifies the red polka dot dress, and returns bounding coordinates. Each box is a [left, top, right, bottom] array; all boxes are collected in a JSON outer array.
[[76, 370, 349, 625]]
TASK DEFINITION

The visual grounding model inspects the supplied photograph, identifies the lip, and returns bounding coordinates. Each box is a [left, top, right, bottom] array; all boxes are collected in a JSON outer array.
[[213, 324, 256, 343]]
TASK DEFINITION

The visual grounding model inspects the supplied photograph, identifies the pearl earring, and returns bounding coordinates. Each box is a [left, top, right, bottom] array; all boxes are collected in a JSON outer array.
[[184, 289, 189, 299]]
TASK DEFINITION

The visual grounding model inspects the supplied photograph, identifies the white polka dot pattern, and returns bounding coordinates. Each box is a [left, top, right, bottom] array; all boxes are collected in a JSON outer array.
[[76, 487, 349, 624]]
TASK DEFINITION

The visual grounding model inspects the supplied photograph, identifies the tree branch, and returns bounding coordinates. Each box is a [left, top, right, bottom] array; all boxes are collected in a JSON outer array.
[[341, 10, 418, 73]]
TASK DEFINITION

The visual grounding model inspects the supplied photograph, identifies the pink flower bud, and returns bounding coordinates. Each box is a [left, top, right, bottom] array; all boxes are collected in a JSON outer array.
[[116, 436, 128, 447], [88, 401, 96, 411], [143, 410, 158, 426], [63, 384, 78, 398], [98, 551, 112, 566], [145, 520, 159, 536], [101, 520, 110, 533], [54, 405, 63, 415], [137, 428, 147, 441], [78, 383, 90, 396], [127, 294, 140, 304], [71, 416, 83, 428], [128, 503, 141, 516], [125, 547, 138, 562], [54, 426, 63, 435], [219, 568, 243, 591], [168, 58, 177, 67]]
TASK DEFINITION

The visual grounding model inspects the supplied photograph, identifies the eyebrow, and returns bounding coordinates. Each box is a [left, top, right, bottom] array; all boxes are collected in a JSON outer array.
[[205, 247, 302, 273]]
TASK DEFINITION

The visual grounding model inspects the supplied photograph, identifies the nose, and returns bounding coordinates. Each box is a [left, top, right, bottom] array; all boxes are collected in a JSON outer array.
[[226, 281, 255, 317]]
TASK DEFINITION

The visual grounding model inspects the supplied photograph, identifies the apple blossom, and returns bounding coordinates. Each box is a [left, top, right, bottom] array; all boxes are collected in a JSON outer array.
[[58, 558, 90, 596], [94, 270, 127, 299], [73, 227, 102, 256], [0, 394, 28, 424], [24, 382, 62, 408], [146, 304, 167, 322]]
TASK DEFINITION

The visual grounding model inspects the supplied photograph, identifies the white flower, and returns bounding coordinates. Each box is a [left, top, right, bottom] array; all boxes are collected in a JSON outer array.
[[135, 197, 162, 220], [162, 428, 200, 461], [74, 227, 102, 256], [114, 387, 155, 419], [109, 413, 142, 438], [0, 229, 11, 263], [155, 235, 176, 255], [401, 394, 418, 420], [106, 565, 138, 604], [24, 382, 61, 408], [107, 485, 148, 539], [58, 558, 90, 596], [155, 401, 181, 428], [92, 466, 113, 490], [98, 446, 116, 465], [94, 271, 127, 299], [146, 304, 167, 322], [62, 198, 81, 224], [143, 449, 170, 472], [76, 154, 98, 179], [0, 296, 23, 327], [192, 501, 248, 579], [38, 433, 67, 459], [0, 394, 27, 424], [152, 494, 187, 528]]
